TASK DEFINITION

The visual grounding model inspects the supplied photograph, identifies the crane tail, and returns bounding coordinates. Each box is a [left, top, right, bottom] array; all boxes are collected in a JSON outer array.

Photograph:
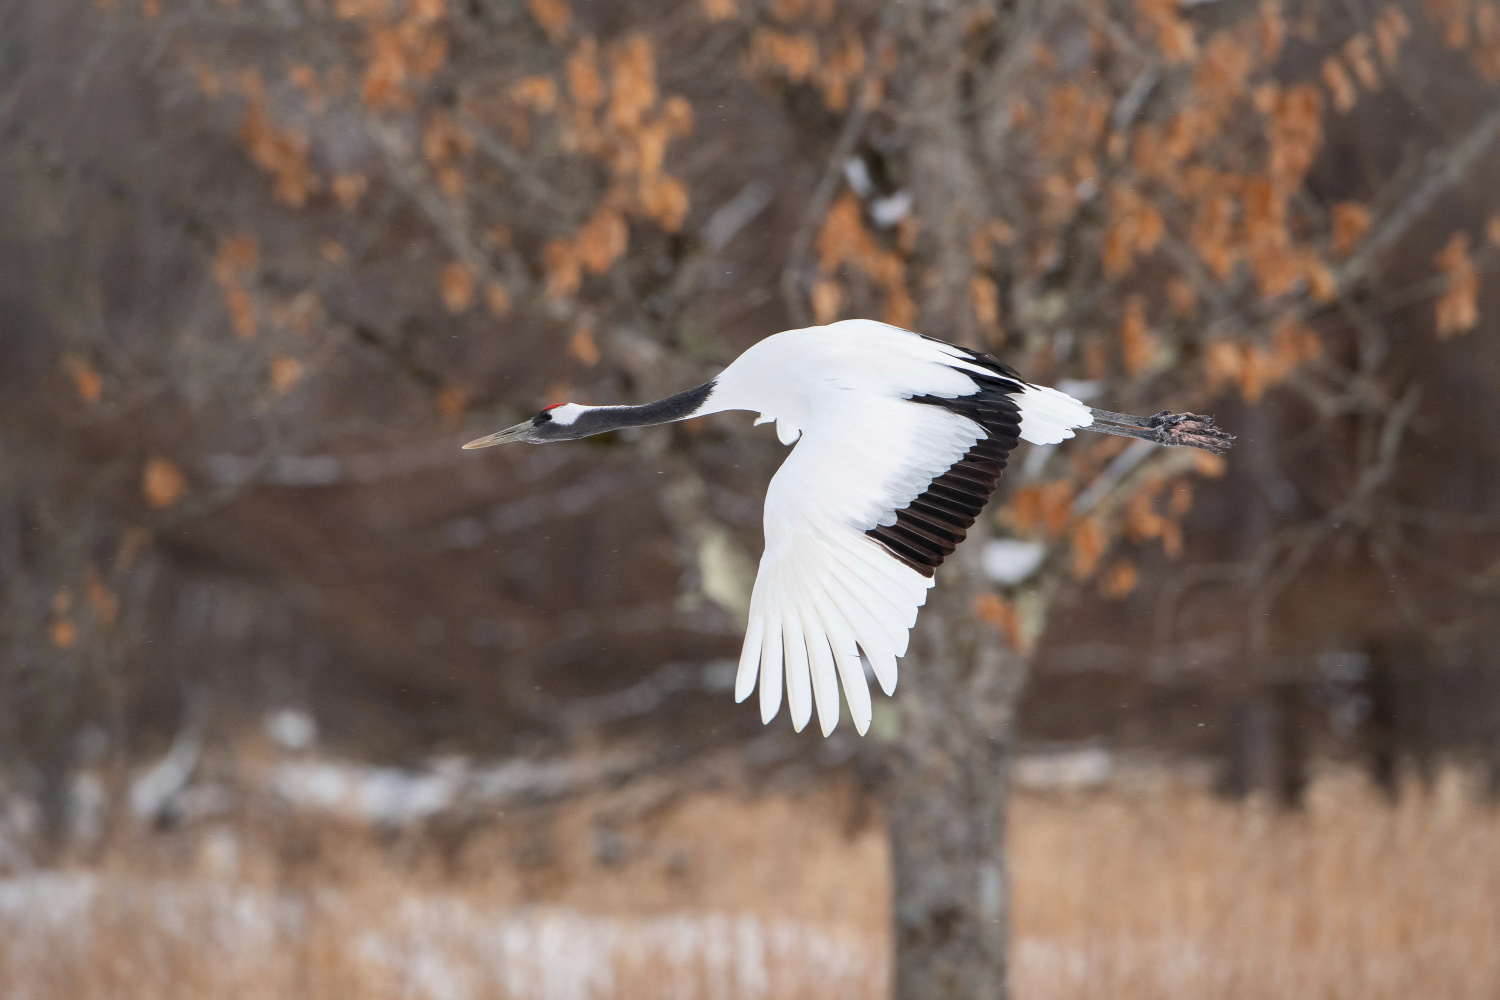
[[1014, 384, 1094, 446]]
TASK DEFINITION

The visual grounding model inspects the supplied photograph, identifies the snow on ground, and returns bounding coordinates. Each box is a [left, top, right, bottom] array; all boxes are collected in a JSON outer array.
[[0, 872, 885, 1000]]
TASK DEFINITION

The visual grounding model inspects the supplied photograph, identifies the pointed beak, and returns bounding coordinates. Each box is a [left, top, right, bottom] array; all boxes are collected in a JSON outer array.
[[462, 420, 534, 449]]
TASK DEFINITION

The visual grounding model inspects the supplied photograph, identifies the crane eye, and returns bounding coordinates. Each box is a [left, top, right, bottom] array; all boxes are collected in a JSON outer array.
[[532, 411, 553, 425]]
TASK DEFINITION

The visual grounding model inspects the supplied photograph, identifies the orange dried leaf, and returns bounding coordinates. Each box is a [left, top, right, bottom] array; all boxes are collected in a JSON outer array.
[[1188, 170, 1241, 280], [1265, 85, 1323, 193], [485, 282, 512, 317], [811, 279, 844, 324], [85, 567, 119, 628], [214, 235, 259, 286], [1259, 0, 1286, 63], [661, 95, 694, 137], [50, 618, 77, 649], [1205, 339, 1251, 397], [142, 457, 186, 509], [770, 0, 807, 21], [65, 356, 104, 404], [1009, 96, 1033, 130], [1273, 315, 1323, 369], [1321, 57, 1357, 113], [332, 173, 368, 210], [288, 63, 325, 113], [639, 174, 689, 232], [440, 261, 475, 312], [512, 75, 559, 113], [1040, 480, 1075, 538], [1243, 177, 1300, 299], [1100, 560, 1140, 599], [1071, 518, 1107, 579], [1425, 0, 1472, 49], [1161, 519, 1183, 559], [437, 167, 465, 200], [568, 326, 601, 366], [1120, 295, 1155, 374], [575, 205, 628, 274], [607, 35, 657, 133], [1137, 0, 1196, 63], [1168, 480, 1194, 516], [543, 238, 581, 299], [527, 0, 570, 44], [748, 28, 817, 83], [972, 593, 1029, 652], [192, 63, 223, 99], [1476, 3, 1500, 79], [987, 219, 1015, 246], [1126, 490, 1169, 543], [1343, 34, 1381, 89], [237, 100, 318, 206], [269, 355, 304, 394], [970, 275, 1001, 333], [423, 111, 475, 164], [1435, 231, 1479, 338], [1008, 486, 1044, 535], [1331, 201, 1371, 256], [1375, 5, 1412, 67], [435, 384, 469, 424], [1303, 253, 1337, 303], [223, 287, 256, 339], [1194, 449, 1227, 477], [970, 228, 996, 270], [815, 33, 865, 112], [361, 14, 449, 110], [334, 0, 389, 18], [1167, 277, 1197, 318], [1194, 33, 1254, 139], [882, 284, 916, 329]]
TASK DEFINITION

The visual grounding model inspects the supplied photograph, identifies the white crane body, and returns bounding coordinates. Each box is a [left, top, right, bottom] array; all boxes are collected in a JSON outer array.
[[463, 319, 1233, 737]]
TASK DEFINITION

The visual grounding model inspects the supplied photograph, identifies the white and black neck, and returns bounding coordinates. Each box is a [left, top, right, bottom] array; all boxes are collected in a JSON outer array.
[[462, 381, 720, 449]]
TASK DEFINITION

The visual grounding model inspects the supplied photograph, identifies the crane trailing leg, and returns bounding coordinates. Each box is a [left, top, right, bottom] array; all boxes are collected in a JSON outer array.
[[1087, 407, 1235, 454]]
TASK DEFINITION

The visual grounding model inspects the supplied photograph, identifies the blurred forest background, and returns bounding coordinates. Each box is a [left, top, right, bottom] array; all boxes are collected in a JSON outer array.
[[4, 0, 1500, 996]]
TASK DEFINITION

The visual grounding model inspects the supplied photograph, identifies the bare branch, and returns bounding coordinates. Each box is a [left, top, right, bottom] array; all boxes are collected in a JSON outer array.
[[779, 55, 881, 327]]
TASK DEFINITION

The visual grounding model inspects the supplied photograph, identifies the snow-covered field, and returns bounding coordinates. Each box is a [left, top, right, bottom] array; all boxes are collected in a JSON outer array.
[[0, 874, 884, 1000], [0, 757, 1493, 1000]]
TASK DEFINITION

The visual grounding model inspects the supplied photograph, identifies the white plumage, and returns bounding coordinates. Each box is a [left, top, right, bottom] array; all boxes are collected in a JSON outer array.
[[463, 319, 1232, 737], [708, 321, 1091, 736]]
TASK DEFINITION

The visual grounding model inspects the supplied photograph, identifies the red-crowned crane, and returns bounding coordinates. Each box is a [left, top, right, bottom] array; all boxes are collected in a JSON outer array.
[[464, 320, 1233, 737]]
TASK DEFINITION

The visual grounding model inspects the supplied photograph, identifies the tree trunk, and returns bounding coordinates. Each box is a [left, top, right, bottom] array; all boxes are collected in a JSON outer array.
[[881, 542, 1029, 998], [880, 5, 1031, 994]]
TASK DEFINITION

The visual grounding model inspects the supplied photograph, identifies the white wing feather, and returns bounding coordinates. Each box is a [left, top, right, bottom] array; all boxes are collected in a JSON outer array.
[[717, 320, 1092, 736], [734, 395, 981, 735]]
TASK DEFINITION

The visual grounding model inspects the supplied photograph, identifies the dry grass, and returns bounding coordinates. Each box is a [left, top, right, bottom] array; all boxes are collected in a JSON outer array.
[[1010, 766, 1500, 1000], [0, 781, 890, 1000], [1, 765, 1496, 999]]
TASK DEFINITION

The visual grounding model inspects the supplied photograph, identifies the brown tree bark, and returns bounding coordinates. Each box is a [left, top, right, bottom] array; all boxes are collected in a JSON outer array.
[[882, 542, 1029, 998], [879, 6, 1031, 994]]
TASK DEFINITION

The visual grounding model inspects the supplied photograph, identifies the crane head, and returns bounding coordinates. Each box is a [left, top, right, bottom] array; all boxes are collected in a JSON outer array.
[[461, 403, 589, 448]]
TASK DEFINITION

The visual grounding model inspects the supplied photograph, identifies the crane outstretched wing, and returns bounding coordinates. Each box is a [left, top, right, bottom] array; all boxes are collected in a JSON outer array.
[[733, 358, 1030, 736]]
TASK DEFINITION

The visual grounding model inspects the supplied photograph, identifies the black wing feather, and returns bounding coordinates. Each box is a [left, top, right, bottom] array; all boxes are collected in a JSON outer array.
[[865, 352, 1025, 577]]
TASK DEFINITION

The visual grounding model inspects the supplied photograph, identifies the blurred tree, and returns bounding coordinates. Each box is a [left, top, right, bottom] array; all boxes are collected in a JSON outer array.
[[4, 0, 1500, 996]]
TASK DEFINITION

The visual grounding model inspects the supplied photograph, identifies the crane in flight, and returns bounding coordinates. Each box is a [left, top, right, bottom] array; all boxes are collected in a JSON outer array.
[[464, 320, 1233, 737]]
